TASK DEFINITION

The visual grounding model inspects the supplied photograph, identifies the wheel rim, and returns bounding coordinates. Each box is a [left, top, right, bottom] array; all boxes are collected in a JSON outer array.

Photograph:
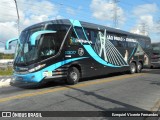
[[138, 64, 141, 70], [70, 72, 77, 81], [131, 65, 136, 73]]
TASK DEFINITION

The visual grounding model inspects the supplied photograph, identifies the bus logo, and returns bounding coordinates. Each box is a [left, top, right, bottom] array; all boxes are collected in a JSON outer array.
[[65, 51, 76, 55], [78, 48, 84, 56]]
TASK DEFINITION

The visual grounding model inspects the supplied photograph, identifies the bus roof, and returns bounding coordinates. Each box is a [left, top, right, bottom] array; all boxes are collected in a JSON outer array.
[[152, 42, 160, 44], [24, 19, 150, 40]]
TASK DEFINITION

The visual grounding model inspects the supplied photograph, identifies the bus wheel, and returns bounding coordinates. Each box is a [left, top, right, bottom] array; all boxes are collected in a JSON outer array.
[[136, 62, 142, 73], [67, 67, 80, 85], [150, 65, 154, 69], [129, 62, 136, 74]]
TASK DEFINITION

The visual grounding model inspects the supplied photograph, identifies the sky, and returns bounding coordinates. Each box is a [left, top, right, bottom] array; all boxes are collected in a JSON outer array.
[[0, 0, 160, 53]]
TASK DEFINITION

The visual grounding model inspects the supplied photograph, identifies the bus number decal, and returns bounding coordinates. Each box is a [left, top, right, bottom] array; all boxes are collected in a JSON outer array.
[[65, 51, 76, 55]]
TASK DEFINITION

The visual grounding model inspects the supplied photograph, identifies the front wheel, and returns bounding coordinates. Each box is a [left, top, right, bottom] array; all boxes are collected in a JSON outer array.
[[129, 62, 136, 74], [66, 67, 80, 85], [136, 62, 142, 73]]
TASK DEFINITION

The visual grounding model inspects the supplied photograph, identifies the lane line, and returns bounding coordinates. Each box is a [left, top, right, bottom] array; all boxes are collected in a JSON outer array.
[[5, 78, 11, 82], [150, 99, 160, 112], [0, 79, 4, 82], [0, 73, 146, 103]]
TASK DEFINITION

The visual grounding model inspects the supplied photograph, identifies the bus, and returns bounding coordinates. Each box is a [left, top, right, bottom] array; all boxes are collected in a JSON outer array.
[[5, 19, 152, 85], [150, 42, 160, 68]]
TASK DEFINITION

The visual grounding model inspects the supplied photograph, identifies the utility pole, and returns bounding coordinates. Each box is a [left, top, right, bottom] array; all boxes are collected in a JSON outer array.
[[14, 0, 20, 35], [157, 18, 160, 34], [141, 22, 148, 36], [113, 0, 119, 28]]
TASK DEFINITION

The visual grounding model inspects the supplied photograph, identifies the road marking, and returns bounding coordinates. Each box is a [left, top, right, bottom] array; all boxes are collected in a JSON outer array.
[[5, 78, 11, 82], [1, 79, 4, 82], [0, 73, 146, 103], [150, 99, 160, 112]]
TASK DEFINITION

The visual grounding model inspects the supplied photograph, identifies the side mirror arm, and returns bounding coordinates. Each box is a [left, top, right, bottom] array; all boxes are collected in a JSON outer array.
[[5, 38, 18, 50]]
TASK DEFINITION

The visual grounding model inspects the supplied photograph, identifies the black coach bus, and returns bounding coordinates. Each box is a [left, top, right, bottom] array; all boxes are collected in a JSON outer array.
[[6, 19, 151, 85], [150, 42, 160, 68]]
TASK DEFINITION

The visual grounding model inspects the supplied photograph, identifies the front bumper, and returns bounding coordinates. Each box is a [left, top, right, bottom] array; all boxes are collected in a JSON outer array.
[[13, 70, 67, 85], [14, 71, 44, 83]]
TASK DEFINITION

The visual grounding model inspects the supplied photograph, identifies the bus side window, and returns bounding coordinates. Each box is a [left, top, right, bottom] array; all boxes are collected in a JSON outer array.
[[69, 31, 79, 45], [145, 39, 151, 49], [84, 29, 91, 40], [127, 42, 137, 48], [39, 34, 57, 57], [74, 27, 86, 40], [110, 40, 118, 47], [90, 30, 97, 44], [116, 41, 126, 47], [138, 38, 146, 48]]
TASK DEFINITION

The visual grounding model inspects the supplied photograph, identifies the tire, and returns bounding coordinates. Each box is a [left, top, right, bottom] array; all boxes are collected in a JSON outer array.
[[136, 62, 142, 73], [129, 62, 136, 74], [150, 65, 154, 69], [66, 67, 80, 85]]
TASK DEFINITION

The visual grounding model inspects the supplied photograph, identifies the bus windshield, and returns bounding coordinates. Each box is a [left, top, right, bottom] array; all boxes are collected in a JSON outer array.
[[152, 44, 160, 54], [14, 25, 67, 65]]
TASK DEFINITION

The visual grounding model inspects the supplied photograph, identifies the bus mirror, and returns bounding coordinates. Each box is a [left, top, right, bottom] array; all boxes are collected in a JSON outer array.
[[30, 30, 57, 45], [5, 45, 11, 50], [5, 38, 18, 50]]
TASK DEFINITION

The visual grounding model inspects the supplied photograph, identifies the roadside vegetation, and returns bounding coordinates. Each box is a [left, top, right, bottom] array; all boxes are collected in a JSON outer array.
[[0, 53, 14, 59], [0, 53, 14, 76], [0, 67, 13, 76]]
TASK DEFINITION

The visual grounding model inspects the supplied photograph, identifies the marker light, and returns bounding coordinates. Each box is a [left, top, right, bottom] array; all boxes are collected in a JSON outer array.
[[29, 64, 45, 73]]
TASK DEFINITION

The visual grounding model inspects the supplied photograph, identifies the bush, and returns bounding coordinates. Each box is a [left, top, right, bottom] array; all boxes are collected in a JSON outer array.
[[0, 67, 13, 76]]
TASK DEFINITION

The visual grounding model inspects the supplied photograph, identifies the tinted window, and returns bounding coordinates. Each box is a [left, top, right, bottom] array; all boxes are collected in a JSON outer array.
[[145, 39, 151, 48], [84, 29, 90, 40], [39, 34, 58, 58], [127, 42, 137, 48], [137, 38, 146, 48], [117, 41, 126, 47], [110, 40, 118, 46], [90, 30, 98, 44], [74, 27, 86, 40], [107, 33, 126, 47], [69, 30, 80, 45], [152, 44, 160, 51]]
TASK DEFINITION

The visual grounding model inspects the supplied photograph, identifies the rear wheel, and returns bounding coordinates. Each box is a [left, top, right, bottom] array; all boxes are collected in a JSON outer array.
[[136, 62, 142, 73], [66, 67, 80, 85], [150, 65, 154, 69], [129, 62, 136, 74]]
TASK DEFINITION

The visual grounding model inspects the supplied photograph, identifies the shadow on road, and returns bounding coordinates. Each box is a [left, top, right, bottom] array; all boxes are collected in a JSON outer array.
[[150, 81, 160, 86], [142, 69, 160, 75], [64, 86, 158, 120]]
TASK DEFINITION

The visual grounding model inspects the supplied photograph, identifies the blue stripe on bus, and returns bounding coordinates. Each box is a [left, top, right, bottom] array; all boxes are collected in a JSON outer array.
[[69, 19, 121, 68], [6, 37, 18, 50], [14, 57, 88, 83], [83, 45, 121, 68], [42, 57, 88, 72], [30, 30, 56, 45], [70, 19, 82, 27]]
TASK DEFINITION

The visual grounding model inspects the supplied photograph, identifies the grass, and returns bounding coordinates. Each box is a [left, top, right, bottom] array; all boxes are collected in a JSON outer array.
[[0, 67, 13, 76]]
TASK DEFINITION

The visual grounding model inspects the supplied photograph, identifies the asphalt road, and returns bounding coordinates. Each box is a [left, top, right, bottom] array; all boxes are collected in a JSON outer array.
[[0, 69, 159, 120]]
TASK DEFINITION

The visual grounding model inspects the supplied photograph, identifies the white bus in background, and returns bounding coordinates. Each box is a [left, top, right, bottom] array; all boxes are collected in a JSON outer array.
[[151, 42, 160, 68], [0, 59, 13, 65]]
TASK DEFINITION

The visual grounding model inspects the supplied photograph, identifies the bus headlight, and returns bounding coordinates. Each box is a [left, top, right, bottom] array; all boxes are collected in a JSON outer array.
[[29, 64, 45, 73]]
